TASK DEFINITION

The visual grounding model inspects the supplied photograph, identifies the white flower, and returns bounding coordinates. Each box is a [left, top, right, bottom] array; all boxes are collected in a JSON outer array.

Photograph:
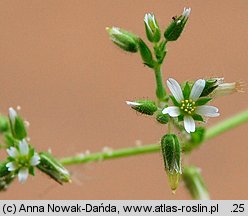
[[162, 78, 219, 133], [6, 139, 40, 184]]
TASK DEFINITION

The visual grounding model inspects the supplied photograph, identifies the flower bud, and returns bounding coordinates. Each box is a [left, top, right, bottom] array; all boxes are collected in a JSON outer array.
[[144, 13, 161, 43], [106, 27, 139, 53], [37, 152, 71, 184], [161, 134, 182, 191], [138, 39, 155, 68], [164, 7, 191, 41], [183, 166, 210, 200], [126, 100, 157, 115], [8, 107, 27, 140]]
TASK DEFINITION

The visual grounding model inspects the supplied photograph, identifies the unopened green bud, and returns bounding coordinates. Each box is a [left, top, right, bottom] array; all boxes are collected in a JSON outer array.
[[144, 13, 161, 43], [126, 100, 157, 115], [164, 7, 191, 41], [0, 116, 9, 133], [37, 152, 71, 184], [106, 27, 139, 53], [156, 111, 169, 124], [161, 134, 182, 191], [183, 166, 210, 200], [138, 39, 155, 68], [8, 107, 27, 140]]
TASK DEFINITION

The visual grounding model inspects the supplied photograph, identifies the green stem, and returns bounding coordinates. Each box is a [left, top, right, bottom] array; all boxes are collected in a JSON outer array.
[[60, 109, 248, 165], [154, 64, 166, 102]]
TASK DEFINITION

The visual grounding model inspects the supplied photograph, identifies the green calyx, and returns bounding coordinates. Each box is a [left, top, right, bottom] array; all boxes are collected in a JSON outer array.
[[161, 134, 182, 191], [106, 27, 139, 53], [37, 152, 71, 184], [144, 13, 161, 43], [129, 100, 157, 115]]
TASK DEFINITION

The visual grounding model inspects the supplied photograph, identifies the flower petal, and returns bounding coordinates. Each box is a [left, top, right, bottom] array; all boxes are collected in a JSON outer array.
[[6, 162, 18, 171], [6, 147, 19, 158], [18, 168, 29, 184], [126, 101, 141, 106], [30, 153, 40, 166], [195, 105, 220, 117], [8, 107, 17, 125], [167, 78, 184, 103], [162, 106, 180, 117], [19, 139, 29, 155], [184, 115, 195, 133], [190, 79, 206, 101]]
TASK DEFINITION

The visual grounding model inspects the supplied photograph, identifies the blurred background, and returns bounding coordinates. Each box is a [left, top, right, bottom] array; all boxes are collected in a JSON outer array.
[[0, 0, 247, 199]]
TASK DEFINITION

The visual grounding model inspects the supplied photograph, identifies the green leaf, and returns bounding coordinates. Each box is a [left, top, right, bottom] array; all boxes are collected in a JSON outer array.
[[183, 82, 191, 99], [138, 39, 155, 68], [195, 98, 212, 106], [169, 95, 180, 106], [29, 167, 35, 176], [192, 114, 204, 122]]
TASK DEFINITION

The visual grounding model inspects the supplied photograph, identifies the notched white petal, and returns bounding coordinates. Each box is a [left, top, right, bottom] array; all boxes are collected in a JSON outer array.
[[30, 153, 40, 166], [19, 139, 29, 155], [6, 162, 18, 171], [184, 115, 195, 133], [190, 79, 206, 101], [6, 147, 19, 158], [195, 105, 220, 117], [167, 78, 184, 103], [162, 106, 180, 117], [18, 168, 29, 184]]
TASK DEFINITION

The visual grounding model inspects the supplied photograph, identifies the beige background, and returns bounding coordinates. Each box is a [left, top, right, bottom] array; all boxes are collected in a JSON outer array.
[[0, 0, 248, 199]]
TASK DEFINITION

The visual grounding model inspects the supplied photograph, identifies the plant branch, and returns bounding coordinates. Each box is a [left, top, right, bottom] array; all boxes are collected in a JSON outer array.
[[60, 109, 248, 165]]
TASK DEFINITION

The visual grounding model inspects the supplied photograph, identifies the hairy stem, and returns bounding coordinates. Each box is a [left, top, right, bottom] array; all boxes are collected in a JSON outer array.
[[60, 109, 248, 165], [154, 64, 167, 103]]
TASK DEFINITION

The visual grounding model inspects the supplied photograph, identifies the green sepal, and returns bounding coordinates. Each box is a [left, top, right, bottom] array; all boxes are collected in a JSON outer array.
[[156, 111, 169, 124], [0, 161, 9, 178], [138, 39, 155, 68], [144, 13, 161, 43], [106, 27, 139, 53], [192, 114, 204, 122], [200, 79, 218, 97], [195, 98, 212, 106], [0, 116, 9, 133], [183, 166, 209, 200], [164, 15, 188, 41], [169, 95, 180, 106], [10, 116, 27, 140], [131, 100, 157, 116], [4, 133, 16, 147], [37, 152, 71, 184], [178, 115, 184, 122], [161, 134, 182, 191], [29, 166, 35, 176], [183, 82, 191, 100], [155, 40, 167, 64]]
